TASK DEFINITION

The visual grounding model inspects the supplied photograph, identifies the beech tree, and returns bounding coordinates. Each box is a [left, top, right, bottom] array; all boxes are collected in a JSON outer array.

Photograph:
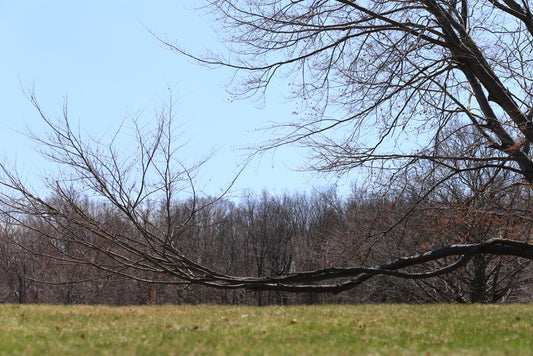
[[1, 0, 533, 298]]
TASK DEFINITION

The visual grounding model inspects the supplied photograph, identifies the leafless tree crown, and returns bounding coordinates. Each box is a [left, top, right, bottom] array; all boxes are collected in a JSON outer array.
[[164, 0, 533, 182]]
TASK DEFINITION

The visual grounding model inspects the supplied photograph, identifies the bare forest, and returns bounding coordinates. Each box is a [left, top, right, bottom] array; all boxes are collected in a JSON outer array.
[[1, 179, 532, 304]]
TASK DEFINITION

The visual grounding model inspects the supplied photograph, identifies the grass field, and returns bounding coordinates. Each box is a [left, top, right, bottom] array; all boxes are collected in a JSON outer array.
[[0, 304, 532, 355]]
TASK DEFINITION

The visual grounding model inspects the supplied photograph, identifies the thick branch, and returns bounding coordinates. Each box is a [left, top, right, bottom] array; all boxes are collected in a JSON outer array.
[[189, 239, 533, 293]]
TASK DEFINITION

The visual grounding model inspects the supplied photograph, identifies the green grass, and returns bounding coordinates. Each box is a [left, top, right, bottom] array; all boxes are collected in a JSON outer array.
[[0, 304, 531, 355]]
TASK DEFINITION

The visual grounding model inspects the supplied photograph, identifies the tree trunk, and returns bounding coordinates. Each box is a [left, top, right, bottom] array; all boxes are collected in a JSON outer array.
[[471, 254, 487, 303]]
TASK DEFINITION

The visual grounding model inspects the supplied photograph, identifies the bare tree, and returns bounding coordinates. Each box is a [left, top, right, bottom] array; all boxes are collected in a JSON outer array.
[[2, 0, 533, 298], [157, 0, 533, 292]]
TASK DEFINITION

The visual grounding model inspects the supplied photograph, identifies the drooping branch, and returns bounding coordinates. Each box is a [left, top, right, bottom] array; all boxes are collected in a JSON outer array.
[[190, 238, 533, 293]]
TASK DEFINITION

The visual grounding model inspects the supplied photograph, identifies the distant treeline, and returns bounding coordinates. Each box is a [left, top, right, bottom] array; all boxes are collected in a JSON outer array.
[[0, 185, 532, 305]]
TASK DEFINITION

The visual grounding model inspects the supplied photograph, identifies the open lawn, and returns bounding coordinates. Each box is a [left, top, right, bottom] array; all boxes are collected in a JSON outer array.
[[0, 304, 531, 355]]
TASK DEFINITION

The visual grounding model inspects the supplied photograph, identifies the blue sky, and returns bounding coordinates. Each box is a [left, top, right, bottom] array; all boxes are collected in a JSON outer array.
[[0, 1, 348, 197]]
